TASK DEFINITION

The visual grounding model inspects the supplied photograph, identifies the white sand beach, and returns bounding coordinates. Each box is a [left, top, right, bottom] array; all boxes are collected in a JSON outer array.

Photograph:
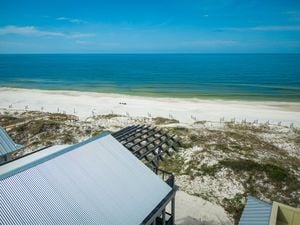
[[1, 87, 300, 127]]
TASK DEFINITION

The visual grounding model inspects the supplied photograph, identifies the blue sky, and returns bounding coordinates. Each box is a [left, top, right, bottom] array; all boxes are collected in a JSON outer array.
[[0, 0, 300, 53]]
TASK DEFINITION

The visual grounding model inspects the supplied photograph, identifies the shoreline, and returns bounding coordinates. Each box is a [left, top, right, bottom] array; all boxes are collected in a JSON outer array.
[[1, 87, 300, 126], [1, 85, 300, 103], [1, 86, 300, 105]]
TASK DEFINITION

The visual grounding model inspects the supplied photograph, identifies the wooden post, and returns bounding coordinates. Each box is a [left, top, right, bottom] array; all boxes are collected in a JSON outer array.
[[162, 208, 166, 225], [171, 197, 175, 225]]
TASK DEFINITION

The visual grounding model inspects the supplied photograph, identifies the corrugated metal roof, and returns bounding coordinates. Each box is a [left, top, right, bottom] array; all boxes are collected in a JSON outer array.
[[0, 145, 70, 174], [0, 127, 23, 156], [239, 196, 272, 225], [0, 133, 172, 225]]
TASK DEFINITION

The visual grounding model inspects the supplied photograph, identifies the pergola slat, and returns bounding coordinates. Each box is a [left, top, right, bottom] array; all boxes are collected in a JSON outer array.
[[132, 131, 169, 155], [112, 125, 135, 137], [119, 126, 158, 141], [122, 127, 157, 145], [113, 125, 180, 168], [113, 124, 143, 139], [140, 135, 175, 161]]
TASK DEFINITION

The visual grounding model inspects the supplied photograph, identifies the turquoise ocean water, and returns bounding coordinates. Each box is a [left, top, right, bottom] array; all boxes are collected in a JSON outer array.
[[0, 54, 299, 101]]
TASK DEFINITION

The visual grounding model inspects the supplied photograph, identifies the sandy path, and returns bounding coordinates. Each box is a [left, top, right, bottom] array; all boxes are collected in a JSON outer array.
[[173, 191, 232, 225]]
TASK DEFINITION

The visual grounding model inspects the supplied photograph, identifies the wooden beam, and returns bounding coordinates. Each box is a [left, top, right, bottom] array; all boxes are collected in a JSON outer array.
[[117, 125, 150, 142], [123, 127, 158, 145], [113, 124, 144, 139], [132, 133, 169, 156], [139, 135, 175, 160]]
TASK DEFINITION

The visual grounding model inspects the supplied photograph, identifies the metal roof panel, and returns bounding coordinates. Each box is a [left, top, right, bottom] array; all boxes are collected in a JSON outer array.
[[239, 196, 272, 225], [0, 134, 172, 225], [0, 127, 23, 155]]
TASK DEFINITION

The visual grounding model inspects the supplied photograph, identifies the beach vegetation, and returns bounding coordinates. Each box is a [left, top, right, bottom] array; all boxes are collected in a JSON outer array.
[[183, 159, 198, 177], [15, 119, 60, 137], [292, 129, 300, 144], [194, 120, 206, 125], [62, 134, 75, 144], [222, 194, 245, 225], [153, 117, 179, 125], [48, 113, 73, 121], [92, 130, 102, 136], [98, 114, 123, 119], [196, 164, 220, 177], [219, 159, 291, 182], [225, 122, 272, 133], [159, 152, 185, 174], [91, 130, 111, 137], [0, 114, 25, 127], [165, 126, 190, 138], [180, 142, 193, 149]]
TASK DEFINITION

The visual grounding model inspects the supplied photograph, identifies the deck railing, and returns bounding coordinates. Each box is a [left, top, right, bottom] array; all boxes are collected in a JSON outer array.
[[152, 167, 175, 188]]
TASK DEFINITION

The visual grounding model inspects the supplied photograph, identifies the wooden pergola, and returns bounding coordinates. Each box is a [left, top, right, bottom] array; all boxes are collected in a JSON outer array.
[[113, 125, 181, 169]]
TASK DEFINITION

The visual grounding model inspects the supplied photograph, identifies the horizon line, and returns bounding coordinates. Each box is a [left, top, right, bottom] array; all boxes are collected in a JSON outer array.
[[1, 52, 300, 55]]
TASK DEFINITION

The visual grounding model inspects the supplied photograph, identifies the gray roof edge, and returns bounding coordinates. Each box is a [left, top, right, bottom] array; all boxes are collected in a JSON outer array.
[[0, 132, 110, 181]]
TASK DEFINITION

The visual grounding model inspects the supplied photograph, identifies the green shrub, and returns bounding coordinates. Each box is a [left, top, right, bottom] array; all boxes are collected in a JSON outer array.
[[199, 164, 220, 176], [189, 134, 199, 142], [220, 159, 259, 171], [180, 141, 193, 149], [194, 120, 206, 125], [263, 164, 288, 182], [13, 120, 60, 137], [159, 153, 184, 174], [49, 113, 71, 121], [223, 194, 245, 225], [29, 120, 60, 136], [0, 115, 24, 126], [153, 117, 179, 125], [99, 114, 121, 119], [62, 134, 75, 144], [220, 159, 289, 182]]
